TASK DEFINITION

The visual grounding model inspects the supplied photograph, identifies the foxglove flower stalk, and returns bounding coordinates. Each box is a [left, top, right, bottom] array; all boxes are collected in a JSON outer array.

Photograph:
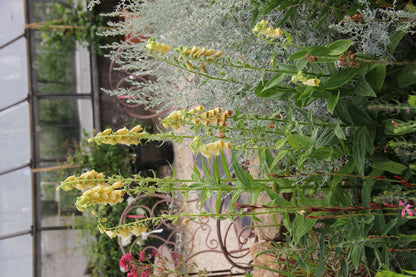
[[175, 45, 223, 60], [58, 170, 107, 191], [101, 224, 147, 239], [88, 125, 148, 146], [161, 105, 232, 129]]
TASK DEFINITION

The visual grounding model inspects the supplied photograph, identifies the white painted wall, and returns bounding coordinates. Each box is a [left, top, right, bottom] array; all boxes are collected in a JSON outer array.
[[41, 217, 92, 277]]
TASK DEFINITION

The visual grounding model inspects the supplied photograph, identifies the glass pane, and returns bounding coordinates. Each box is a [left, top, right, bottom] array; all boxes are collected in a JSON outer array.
[[35, 98, 93, 160], [29, 1, 77, 93], [0, 0, 25, 45], [0, 234, 32, 276], [0, 167, 32, 236], [41, 230, 89, 277], [0, 102, 30, 172], [31, 31, 77, 94], [0, 38, 28, 110], [36, 98, 79, 160], [38, 164, 81, 225]]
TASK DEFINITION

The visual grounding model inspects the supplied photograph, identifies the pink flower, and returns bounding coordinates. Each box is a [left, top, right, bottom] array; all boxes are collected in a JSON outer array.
[[138, 251, 145, 262], [119, 253, 134, 272], [140, 265, 151, 277], [399, 201, 414, 217], [127, 268, 139, 277]]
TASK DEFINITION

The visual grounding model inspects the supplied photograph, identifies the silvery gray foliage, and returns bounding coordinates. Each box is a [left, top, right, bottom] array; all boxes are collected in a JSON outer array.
[[101, 0, 334, 117], [330, 2, 416, 57]]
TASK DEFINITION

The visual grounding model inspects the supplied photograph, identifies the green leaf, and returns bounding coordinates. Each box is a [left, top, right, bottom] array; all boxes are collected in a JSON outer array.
[[327, 90, 340, 114], [372, 158, 407, 175], [334, 101, 353, 125], [229, 189, 243, 212], [232, 152, 253, 188], [250, 8, 260, 28], [262, 2, 280, 15], [309, 46, 330, 56], [192, 164, 201, 181], [334, 121, 346, 140], [355, 75, 377, 97], [340, 258, 349, 277], [263, 72, 287, 91], [328, 39, 354, 55], [352, 127, 371, 175], [293, 214, 316, 245], [278, 6, 297, 26], [293, 253, 310, 273], [189, 183, 205, 190], [269, 194, 293, 208], [264, 149, 274, 169], [315, 253, 327, 277], [275, 138, 287, 149], [387, 30, 406, 54], [277, 63, 297, 72], [212, 156, 220, 184], [199, 189, 209, 209], [381, 218, 398, 236], [277, 0, 300, 10], [215, 192, 222, 213], [335, 99, 376, 126], [201, 157, 212, 181], [288, 49, 309, 61], [270, 150, 288, 170], [315, 128, 336, 150], [264, 188, 279, 201], [353, 127, 368, 175], [362, 169, 383, 206], [220, 151, 231, 179], [324, 67, 361, 90], [285, 130, 299, 148], [366, 64, 386, 92], [350, 244, 363, 270], [296, 58, 309, 71], [294, 86, 315, 107], [252, 215, 262, 222], [285, 30, 294, 45], [397, 65, 416, 88], [254, 79, 276, 98], [269, 86, 298, 100], [315, 5, 330, 29]]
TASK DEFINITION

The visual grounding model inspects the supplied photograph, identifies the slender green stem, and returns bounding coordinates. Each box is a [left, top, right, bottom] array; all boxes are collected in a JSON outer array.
[[230, 115, 339, 128], [148, 51, 243, 83], [184, 52, 332, 77], [315, 55, 416, 66]]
